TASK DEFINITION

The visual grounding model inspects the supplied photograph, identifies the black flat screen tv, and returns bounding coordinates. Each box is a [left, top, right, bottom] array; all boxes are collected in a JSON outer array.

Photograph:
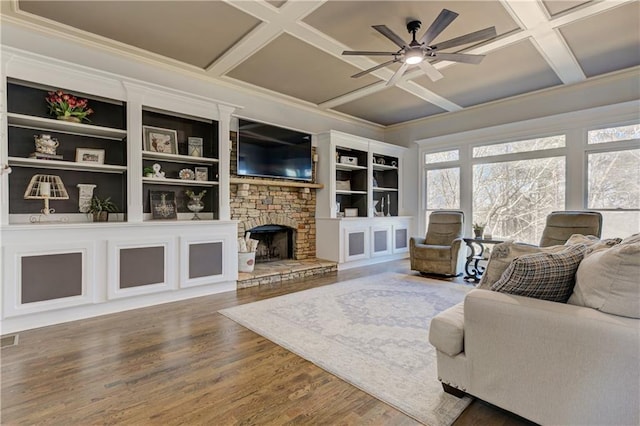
[[237, 119, 312, 181]]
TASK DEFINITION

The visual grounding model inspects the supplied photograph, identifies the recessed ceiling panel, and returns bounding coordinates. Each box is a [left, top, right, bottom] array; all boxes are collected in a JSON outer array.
[[414, 40, 562, 108], [267, 0, 287, 8], [18, 1, 261, 69], [560, 2, 640, 77], [542, 1, 591, 17], [333, 88, 446, 126], [305, 1, 519, 55], [228, 33, 381, 104]]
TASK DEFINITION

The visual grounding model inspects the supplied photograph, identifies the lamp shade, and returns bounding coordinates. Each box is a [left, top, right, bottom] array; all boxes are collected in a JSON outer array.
[[24, 174, 69, 200]]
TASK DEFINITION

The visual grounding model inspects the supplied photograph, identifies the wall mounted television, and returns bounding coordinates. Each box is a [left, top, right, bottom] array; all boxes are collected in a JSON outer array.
[[237, 119, 312, 181]]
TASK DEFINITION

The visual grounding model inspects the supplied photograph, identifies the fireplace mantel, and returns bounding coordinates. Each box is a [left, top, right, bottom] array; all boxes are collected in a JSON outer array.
[[230, 177, 323, 189]]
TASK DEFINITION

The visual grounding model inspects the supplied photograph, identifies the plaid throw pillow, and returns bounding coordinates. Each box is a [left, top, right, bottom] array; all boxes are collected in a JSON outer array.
[[490, 244, 588, 302]]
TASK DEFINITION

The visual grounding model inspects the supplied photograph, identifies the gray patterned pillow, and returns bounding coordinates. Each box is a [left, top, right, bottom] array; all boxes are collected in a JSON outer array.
[[490, 244, 588, 302]]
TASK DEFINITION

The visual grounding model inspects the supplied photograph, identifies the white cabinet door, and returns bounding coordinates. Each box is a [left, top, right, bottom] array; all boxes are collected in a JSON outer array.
[[343, 227, 369, 262], [371, 225, 392, 257], [393, 224, 409, 254]]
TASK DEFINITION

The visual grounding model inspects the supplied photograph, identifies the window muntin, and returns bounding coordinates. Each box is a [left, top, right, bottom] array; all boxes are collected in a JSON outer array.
[[473, 157, 565, 244], [588, 124, 640, 144], [588, 148, 640, 210], [425, 149, 459, 164], [473, 135, 565, 158]]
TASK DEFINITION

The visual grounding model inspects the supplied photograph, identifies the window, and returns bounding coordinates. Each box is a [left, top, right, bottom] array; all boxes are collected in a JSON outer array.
[[588, 124, 640, 144], [424, 150, 460, 229], [587, 124, 640, 238], [473, 157, 565, 244], [473, 135, 565, 157], [425, 149, 458, 164]]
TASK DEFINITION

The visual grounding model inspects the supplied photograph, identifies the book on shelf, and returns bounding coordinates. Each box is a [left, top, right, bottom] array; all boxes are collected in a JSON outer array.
[[29, 152, 64, 160]]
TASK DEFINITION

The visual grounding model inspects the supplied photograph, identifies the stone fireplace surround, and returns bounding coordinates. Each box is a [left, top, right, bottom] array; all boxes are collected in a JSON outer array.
[[230, 141, 335, 286]]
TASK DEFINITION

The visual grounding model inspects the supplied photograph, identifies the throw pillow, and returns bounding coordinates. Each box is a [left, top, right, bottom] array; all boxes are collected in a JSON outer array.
[[490, 244, 588, 302], [476, 241, 566, 290], [568, 233, 640, 318], [564, 234, 622, 253]]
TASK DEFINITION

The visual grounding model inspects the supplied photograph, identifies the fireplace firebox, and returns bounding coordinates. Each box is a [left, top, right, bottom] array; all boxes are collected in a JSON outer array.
[[249, 225, 294, 263]]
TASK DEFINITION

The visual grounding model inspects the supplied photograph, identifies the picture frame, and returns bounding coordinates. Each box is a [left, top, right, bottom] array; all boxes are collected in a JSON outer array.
[[188, 137, 203, 157], [344, 208, 358, 217], [143, 126, 178, 154], [75, 148, 105, 164], [194, 167, 208, 181], [150, 190, 177, 220]]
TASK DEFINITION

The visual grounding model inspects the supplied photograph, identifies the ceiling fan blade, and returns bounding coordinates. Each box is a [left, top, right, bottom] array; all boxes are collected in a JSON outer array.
[[419, 9, 458, 46], [342, 50, 398, 56], [433, 27, 497, 51], [351, 60, 397, 78], [386, 62, 409, 86], [373, 25, 407, 49], [435, 52, 485, 64], [418, 61, 444, 82]]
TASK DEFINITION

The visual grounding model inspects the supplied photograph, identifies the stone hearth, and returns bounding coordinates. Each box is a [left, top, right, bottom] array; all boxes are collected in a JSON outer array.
[[237, 258, 337, 289]]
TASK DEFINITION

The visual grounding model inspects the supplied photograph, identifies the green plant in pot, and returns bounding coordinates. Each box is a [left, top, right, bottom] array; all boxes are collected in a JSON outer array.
[[473, 222, 486, 238], [143, 166, 154, 178], [88, 196, 118, 222]]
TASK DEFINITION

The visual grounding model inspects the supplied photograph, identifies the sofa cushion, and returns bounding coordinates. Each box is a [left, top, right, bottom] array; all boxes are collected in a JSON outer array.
[[568, 233, 640, 318], [564, 233, 622, 252], [428, 302, 465, 356], [490, 244, 588, 302], [477, 241, 566, 290]]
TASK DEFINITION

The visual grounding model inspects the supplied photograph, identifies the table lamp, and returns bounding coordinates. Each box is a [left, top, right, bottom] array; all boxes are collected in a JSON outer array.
[[23, 174, 69, 223]]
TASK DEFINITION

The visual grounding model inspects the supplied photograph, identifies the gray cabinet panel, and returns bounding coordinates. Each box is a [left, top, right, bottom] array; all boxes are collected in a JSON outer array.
[[189, 242, 223, 279], [21, 253, 82, 303], [348, 232, 365, 256], [120, 246, 164, 288]]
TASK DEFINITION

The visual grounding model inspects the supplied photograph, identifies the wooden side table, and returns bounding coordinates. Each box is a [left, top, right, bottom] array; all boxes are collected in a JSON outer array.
[[463, 238, 505, 282]]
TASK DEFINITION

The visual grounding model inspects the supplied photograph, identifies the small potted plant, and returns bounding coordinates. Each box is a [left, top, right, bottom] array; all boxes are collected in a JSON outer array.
[[88, 195, 118, 222], [473, 222, 485, 239], [143, 166, 154, 178], [45, 90, 94, 123]]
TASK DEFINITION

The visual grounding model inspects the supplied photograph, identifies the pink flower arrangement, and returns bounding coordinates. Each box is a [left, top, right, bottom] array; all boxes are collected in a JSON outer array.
[[45, 90, 94, 122]]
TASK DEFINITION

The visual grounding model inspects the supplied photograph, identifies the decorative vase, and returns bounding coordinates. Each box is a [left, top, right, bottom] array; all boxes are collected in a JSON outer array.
[[474, 229, 483, 239], [57, 116, 81, 123], [92, 211, 108, 222], [186, 192, 205, 220], [34, 134, 59, 155]]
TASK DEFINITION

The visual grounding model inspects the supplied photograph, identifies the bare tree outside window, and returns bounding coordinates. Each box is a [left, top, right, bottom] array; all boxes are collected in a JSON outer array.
[[473, 157, 565, 244]]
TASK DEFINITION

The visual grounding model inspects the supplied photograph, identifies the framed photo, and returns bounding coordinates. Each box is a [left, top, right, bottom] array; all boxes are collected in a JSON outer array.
[[150, 190, 177, 220], [344, 208, 358, 217], [195, 167, 208, 181], [75, 148, 105, 164], [188, 137, 203, 157], [143, 126, 178, 154]]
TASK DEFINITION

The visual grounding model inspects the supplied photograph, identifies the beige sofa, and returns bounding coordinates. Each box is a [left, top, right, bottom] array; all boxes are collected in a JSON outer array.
[[429, 234, 640, 425]]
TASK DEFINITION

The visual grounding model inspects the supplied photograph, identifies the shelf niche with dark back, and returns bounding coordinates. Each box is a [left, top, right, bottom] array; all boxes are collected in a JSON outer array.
[[141, 108, 219, 220], [6, 79, 128, 220], [372, 153, 399, 217], [335, 146, 368, 217]]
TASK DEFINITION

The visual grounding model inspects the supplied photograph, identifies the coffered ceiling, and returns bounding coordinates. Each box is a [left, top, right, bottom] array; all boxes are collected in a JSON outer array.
[[2, 0, 639, 127]]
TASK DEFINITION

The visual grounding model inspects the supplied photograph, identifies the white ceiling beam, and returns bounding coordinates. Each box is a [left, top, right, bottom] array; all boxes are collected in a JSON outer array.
[[207, 0, 326, 76], [500, 0, 585, 84]]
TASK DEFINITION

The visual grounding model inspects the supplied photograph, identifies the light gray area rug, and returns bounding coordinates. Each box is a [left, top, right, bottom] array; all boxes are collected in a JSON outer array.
[[219, 272, 473, 426]]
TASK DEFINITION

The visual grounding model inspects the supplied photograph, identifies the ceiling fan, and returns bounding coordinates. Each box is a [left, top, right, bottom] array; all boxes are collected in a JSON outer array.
[[342, 9, 496, 86]]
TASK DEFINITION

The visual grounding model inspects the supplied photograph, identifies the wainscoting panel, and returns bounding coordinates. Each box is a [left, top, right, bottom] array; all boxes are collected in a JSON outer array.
[[2, 242, 95, 317], [108, 238, 176, 299], [394, 226, 409, 253], [180, 234, 229, 288], [371, 225, 392, 257]]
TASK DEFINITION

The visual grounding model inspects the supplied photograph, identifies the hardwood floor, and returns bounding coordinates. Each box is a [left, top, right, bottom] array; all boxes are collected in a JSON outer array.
[[1, 260, 534, 425]]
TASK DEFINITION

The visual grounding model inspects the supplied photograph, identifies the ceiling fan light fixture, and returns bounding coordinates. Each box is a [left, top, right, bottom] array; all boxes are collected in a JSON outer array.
[[404, 50, 424, 65]]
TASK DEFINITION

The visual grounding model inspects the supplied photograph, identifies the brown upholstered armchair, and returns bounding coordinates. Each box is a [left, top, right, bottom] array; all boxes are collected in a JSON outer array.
[[539, 211, 603, 247], [410, 210, 464, 276]]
